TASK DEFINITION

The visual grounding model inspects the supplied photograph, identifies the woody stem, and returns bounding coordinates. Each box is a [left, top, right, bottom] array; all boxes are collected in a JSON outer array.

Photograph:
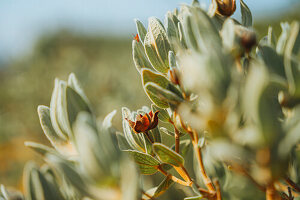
[[174, 127, 180, 153], [266, 183, 280, 200]]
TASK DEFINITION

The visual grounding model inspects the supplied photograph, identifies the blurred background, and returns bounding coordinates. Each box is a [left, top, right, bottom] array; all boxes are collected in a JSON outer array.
[[0, 0, 299, 190]]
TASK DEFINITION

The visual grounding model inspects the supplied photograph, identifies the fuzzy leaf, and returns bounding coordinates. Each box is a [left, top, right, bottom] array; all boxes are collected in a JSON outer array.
[[240, 0, 252, 27], [135, 19, 147, 44], [153, 143, 184, 167], [153, 176, 174, 197], [125, 150, 160, 175], [144, 17, 171, 73], [184, 196, 203, 200], [132, 40, 153, 72], [151, 104, 171, 123]]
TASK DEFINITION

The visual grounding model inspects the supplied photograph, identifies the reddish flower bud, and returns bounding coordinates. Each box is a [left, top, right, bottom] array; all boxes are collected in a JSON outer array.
[[216, 0, 236, 17], [134, 34, 140, 42], [126, 111, 159, 133]]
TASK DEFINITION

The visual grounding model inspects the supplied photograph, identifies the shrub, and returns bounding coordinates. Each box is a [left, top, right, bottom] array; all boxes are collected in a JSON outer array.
[[1, 0, 300, 199]]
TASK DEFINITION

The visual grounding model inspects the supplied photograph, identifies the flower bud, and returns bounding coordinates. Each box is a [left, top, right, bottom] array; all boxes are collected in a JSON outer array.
[[216, 0, 236, 17]]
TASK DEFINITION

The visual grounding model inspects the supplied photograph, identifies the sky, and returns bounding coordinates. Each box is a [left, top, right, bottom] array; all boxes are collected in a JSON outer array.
[[0, 0, 295, 61]]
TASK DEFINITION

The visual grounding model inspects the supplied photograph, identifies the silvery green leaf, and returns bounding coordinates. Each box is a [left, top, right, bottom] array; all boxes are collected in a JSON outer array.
[[122, 107, 146, 152], [243, 66, 284, 146], [160, 127, 175, 137], [221, 18, 236, 52], [56, 81, 72, 138], [66, 86, 92, 132], [277, 22, 291, 54], [256, 45, 286, 79], [125, 150, 160, 175], [134, 19, 147, 44], [168, 51, 177, 68], [166, 12, 180, 45], [120, 157, 140, 200], [0, 185, 23, 200], [149, 126, 162, 143], [240, 0, 252, 27], [284, 22, 300, 97], [116, 132, 132, 151], [132, 40, 153, 72], [183, 14, 199, 51], [153, 143, 184, 167], [151, 104, 171, 123], [279, 120, 300, 158], [153, 176, 174, 198], [142, 68, 183, 98], [23, 162, 65, 200], [178, 22, 187, 48], [145, 82, 184, 107], [25, 142, 59, 157], [184, 196, 203, 200], [190, 7, 221, 51], [67, 73, 90, 106], [102, 109, 116, 130], [73, 113, 108, 179], [50, 79, 68, 141], [46, 154, 92, 198], [267, 27, 277, 47], [144, 17, 171, 73], [38, 105, 66, 145]]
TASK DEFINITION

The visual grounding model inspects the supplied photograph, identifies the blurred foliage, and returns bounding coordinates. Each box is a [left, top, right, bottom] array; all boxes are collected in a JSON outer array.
[[0, 31, 148, 186]]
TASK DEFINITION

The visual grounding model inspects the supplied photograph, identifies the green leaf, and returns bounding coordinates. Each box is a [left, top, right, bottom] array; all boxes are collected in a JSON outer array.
[[25, 142, 58, 157], [135, 19, 147, 44], [184, 196, 203, 200], [142, 69, 184, 108], [144, 17, 171, 73], [66, 86, 92, 130], [168, 51, 176, 68], [256, 45, 286, 79], [38, 105, 66, 144], [166, 12, 180, 44], [46, 155, 92, 198], [153, 143, 184, 167], [183, 15, 199, 51], [151, 104, 171, 123], [116, 132, 132, 151], [50, 79, 68, 141], [125, 150, 160, 175], [153, 176, 174, 197], [132, 40, 153, 72], [145, 82, 183, 107], [240, 0, 252, 27]]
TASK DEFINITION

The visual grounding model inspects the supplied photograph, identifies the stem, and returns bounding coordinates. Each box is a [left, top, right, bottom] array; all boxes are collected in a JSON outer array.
[[214, 179, 222, 200], [157, 166, 192, 187], [174, 127, 180, 153], [192, 130, 215, 193], [266, 184, 280, 200], [142, 190, 155, 200], [285, 177, 300, 193], [172, 111, 180, 153]]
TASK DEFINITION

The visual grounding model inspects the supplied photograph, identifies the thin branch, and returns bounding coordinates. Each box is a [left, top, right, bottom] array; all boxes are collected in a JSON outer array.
[[266, 183, 281, 200], [214, 179, 222, 200], [142, 190, 155, 200], [285, 177, 300, 193], [157, 166, 192, 187]]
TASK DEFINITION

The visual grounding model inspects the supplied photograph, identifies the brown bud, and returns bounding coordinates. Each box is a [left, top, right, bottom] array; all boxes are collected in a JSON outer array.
[[216, 0, 236, 17], [240, 29, 256, 53], [126, 111, 159, 134]]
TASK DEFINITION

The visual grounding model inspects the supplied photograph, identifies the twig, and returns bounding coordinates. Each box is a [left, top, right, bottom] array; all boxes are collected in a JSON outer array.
[[214, 179, 222, 200], [142, 190, 155, 200], [285, 177, 300, 193], [157, 166, 192, 187]]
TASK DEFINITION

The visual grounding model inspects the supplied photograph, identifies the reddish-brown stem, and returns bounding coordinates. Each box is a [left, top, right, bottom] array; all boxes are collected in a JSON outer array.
[[142, 190, 155, 200], [285, 177, 300, 193], [157, 166, 192, 187], [214, 179, 222, 200], [174, 127, 180, 153]]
